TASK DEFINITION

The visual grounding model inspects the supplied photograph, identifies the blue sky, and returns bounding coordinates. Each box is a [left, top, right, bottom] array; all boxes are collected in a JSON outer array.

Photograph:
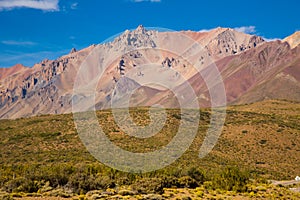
[[0, 0, 299, 68]]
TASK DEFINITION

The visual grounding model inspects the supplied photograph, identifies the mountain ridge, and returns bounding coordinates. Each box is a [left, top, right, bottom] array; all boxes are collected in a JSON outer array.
[[283, 31, 300, 49], [0, 26, 299, 119]]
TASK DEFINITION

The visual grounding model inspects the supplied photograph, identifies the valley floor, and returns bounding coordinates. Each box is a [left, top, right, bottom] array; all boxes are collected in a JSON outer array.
[[0, 99, 299, 199]]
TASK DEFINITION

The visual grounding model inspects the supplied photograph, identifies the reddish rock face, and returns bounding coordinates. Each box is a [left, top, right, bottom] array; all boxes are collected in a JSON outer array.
[[0, 26, 299, 119], [0, 64, 28, 80], [210, 41, 300, 105]]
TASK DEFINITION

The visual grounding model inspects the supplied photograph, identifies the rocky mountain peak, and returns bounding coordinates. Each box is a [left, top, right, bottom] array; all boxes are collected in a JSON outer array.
[[131, 24, 156, 36], [112, 25, 157, 50], [70, 48, 77, 54], [204, 27, 265, 58], [136, 24, 146, 33]]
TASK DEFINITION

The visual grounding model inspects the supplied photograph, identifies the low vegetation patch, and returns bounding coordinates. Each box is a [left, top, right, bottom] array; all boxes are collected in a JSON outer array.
[[0, 100, 299, 198]]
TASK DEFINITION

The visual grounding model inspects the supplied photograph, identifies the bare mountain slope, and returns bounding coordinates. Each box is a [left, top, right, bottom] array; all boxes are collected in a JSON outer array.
[[2, 26, 298, 119], [129, 40, 300, 107], [192, 40, 300, 105], [0, 64, 29, 80], [283, 31, 300, 49]]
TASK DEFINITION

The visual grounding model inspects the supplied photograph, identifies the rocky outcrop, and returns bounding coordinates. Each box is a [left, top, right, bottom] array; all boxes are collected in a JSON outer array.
[[204, 28, 265, 59], [161, 57, 180, 68], [113, 25, 157, 51], [0, 45, 95, 118], [70, 48, 77, 54]]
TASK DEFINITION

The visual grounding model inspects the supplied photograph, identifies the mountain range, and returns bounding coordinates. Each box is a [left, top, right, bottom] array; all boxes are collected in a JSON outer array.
[[0, 25, 300, 119]]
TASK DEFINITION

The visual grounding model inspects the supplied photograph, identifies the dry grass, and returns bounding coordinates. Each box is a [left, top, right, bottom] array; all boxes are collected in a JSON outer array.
[[0, 99, 300, 198]]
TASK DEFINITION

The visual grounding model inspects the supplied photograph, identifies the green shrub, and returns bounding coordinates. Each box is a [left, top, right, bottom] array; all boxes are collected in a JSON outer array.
[[203, 181, 213, 190], [3, 178, 39, 193], [195, 190, 204, 197], [132, 178, 164, 194], [177, 176, 198, 188], [68, 173, 114, 194], [187, 167, 206, 184], [212, 167, 249, 192], [0, 194, 13, 200], [43, 164, 73, 187]]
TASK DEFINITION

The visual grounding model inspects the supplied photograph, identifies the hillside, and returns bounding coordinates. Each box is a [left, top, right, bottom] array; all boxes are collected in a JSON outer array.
[[0, 26, 270, 119], [284, 31, 300, 49], [1, 26, 300, 119], [0, 100, 299, 199]]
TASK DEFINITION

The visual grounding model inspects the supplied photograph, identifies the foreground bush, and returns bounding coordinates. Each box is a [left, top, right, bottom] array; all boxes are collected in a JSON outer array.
[[212, 167, 249, 192], [0, 164, 252, 195]]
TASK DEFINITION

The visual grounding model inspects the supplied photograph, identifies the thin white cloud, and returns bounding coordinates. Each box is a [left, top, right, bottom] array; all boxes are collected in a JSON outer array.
[[234, 26, 256, 34], [70, 2, 78, 10], [0, 49, 69, 67], [0, 0, 59, 11], [2, 40, 37, 46], [198, 28, 214, 33], [131, 0, 161, 3]]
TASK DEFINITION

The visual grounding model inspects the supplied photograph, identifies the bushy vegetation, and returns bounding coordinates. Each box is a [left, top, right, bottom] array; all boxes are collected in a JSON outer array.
[[0, 100, 300, 199], [0, 163, 250, 196], [211, 166, 249, 192]]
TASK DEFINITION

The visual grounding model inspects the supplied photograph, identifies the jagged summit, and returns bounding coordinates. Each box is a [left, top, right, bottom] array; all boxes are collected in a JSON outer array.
[[136, 24, 146, 32], [112, 25, 157, 49], [129, 24, 156, 36], [122, 25, 147, 35], [70, 48, 77, 54]]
